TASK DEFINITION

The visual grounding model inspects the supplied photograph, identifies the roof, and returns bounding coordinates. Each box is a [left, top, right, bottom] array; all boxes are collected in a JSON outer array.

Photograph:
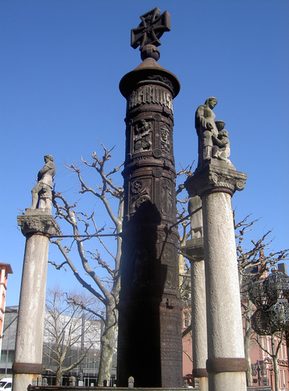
[[0, 263, 13, 274]]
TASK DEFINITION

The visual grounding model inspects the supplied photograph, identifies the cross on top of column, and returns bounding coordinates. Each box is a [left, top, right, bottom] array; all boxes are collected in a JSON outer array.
[[131, 8, 171, 51]]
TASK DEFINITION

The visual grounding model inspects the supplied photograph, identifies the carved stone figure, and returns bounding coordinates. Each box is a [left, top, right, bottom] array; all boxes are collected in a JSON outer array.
[[160, 125, 171, 153], [31, 155, 55, 210], [212, 120, 232, 164], [188, 195, 203, 239], [195, 97, 219, 165], [195, 97, 234, 168], [134, 120, 152, 152]]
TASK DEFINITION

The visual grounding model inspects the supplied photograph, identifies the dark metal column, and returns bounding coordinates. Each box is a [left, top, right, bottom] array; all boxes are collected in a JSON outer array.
[[117, 8, 183, 388]]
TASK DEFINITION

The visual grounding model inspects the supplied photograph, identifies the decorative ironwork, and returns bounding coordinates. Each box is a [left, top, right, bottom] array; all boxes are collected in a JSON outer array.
[[249, 270, 289, 335], [251, 307, 277, 335]]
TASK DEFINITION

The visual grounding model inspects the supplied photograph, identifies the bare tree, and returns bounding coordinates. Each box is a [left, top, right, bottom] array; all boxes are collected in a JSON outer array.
[[176, 165, 193, 302], [50, 147, 123, 385], [44, 289, 100, 385], [50, 152, 196, 385]]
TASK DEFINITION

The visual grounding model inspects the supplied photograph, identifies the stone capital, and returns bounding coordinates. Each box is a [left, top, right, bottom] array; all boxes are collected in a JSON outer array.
[[182, 238, 204, 262], [185, 163, 247, 198], [17, 210, 61, 237]]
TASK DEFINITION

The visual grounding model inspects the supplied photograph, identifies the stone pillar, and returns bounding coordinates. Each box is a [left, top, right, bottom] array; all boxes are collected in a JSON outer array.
[[185, 164, 247, 391], [117, 9, 183, 388], [187, 241, 208, 391], [184, 196, 208, 391], [12, 209, 60, 391]]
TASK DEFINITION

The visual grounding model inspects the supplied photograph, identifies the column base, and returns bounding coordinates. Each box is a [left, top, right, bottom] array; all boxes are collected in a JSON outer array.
[[207, 357, 248, 373], [193, 367, 208, 377], [206, 358, 247, 391], [209, 372, 247, 391], [13, 362, 43, 374]]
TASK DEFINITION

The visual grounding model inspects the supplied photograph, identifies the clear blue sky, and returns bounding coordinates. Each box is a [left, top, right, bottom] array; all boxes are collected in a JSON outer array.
[[1, 1, 288, 306]]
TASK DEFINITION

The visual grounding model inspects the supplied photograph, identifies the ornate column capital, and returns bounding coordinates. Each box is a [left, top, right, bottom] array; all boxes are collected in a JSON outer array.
[[185, 163, 247, 198], [182, 238, 204, 262], [17, 209, 60, 237]]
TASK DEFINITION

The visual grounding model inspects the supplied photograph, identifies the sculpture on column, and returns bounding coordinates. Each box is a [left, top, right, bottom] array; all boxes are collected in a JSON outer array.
[[14, 155, 59, 391], [185, 98, 248, 391], [188, 195, 203, 239], [195, 97, 233, 168], [31, 155, 55, 211]]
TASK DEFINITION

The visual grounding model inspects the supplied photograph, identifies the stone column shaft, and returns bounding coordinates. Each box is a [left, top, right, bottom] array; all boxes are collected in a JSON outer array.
[[191, 259, 208, 391], [185, 163, 247, 391], [203, 192, 246, 391], [13, 211, 60, 391], [184, 235, 208, 391], [16, 234, 49, 360]]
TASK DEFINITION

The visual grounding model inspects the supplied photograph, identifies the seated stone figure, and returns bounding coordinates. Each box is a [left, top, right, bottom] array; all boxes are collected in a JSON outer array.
[[31, 155, 55, 210]]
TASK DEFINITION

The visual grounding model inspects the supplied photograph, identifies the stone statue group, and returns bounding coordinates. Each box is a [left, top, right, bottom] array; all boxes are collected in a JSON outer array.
[[188, 96, 235, 240], [195, 97, 233, 169], [30, 97, 231, 214]]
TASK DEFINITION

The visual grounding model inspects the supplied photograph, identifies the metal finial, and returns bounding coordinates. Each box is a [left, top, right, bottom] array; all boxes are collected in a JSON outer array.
[[131, 8, 170, 59]]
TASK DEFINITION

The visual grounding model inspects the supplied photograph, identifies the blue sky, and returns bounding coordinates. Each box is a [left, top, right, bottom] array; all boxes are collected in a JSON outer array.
[[1, 1, 288, 306]]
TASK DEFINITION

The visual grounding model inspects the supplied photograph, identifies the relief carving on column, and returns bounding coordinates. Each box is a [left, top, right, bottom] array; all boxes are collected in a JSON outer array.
[[128, 84, 173, 112], [158, 241, 179, 292], [160, 124, 171, 153], [130, 178, 151, 214], [160, 178, 174, 217], [146, 75, 174, 93], [133, 119, 152, 153]]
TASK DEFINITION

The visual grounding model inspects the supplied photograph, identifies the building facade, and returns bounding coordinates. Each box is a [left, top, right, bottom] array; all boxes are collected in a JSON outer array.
[[249, 334, 289, 389]]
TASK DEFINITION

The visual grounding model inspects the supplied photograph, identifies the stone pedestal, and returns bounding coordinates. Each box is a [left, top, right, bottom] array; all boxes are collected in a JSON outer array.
[[13, 209, 60, 391], [184, 238, 208, 391], [185, 163, 247, 391]]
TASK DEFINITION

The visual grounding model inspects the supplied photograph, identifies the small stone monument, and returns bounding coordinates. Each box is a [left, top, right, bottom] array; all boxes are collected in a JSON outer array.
[[12, 155, 60, 391], [185, 99, 247, 391], [128, 376, 134, 388]]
